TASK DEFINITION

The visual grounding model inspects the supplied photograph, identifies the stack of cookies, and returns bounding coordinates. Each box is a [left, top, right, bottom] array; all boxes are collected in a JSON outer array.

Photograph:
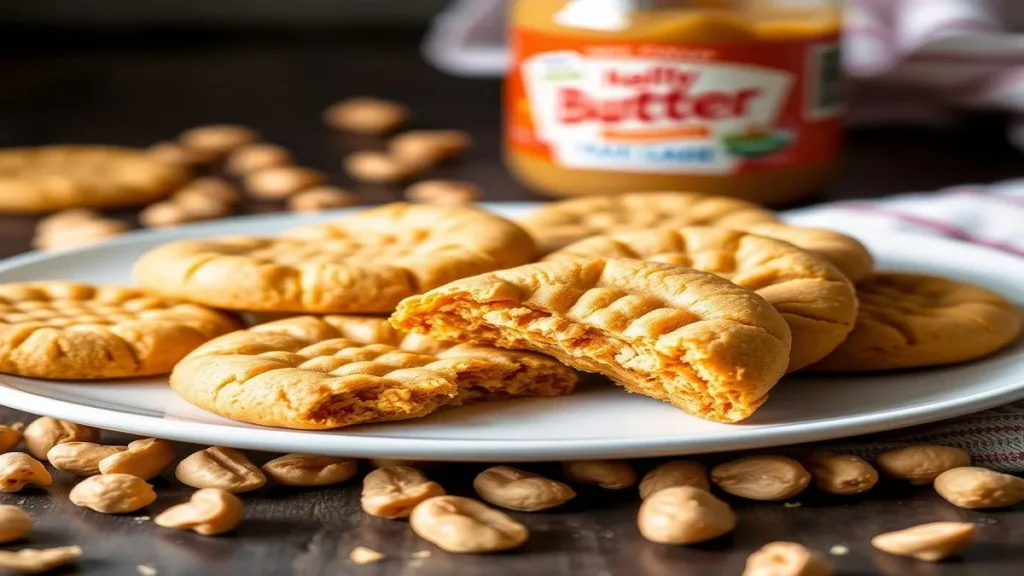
[[1, 193, 1020, 431]]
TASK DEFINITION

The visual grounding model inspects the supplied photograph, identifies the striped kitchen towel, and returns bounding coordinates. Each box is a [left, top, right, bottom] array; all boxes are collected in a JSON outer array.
[[784, 180, 1024, 472]]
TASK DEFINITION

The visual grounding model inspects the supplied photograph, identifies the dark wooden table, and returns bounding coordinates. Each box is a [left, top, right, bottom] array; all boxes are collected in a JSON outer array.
[[0, 26, 1022, 576]]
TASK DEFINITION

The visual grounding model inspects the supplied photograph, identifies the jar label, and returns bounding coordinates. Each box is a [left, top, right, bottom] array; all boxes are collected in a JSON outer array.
[[507, 29, 843, 174]]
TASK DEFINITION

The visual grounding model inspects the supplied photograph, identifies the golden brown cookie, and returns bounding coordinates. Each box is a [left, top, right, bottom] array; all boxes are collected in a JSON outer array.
[[546, 227, 857, 371], [282, 315, 578, 406], [811, 273, 1023, 372], [739, 222, 875, 283], [170, 316, 575, 429], [133, 203, 536, 314], [391, 258, 792, 423], [519, 192, 777, 255], [0, 146, 190, 213], [0, 282, 241, 379]]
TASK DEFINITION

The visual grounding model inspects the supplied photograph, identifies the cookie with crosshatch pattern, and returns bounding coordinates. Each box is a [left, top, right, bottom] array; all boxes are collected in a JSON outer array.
[[545, 226, 858, 371], [170, 315, 575, 429], [132, 203, 536, 314], [811, 273, 1022, 372], [517, 191, 778, 255], [0, 282, 241, 379], [0, 146, 190, 213], [391, 257, 792, 423]]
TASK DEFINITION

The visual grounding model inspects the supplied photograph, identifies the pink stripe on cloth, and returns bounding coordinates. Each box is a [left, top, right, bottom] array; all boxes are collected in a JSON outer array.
[[840, 202, 1024, 257]]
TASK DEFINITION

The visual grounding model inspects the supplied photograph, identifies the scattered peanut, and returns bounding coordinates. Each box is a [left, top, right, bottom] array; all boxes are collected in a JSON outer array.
[[876, 445, 970, 485], [174, 177, 240, 207], [349, 546, 386, 565], [323, 97, 409, 134], [261, 454, 358, 487], [139, 201, 192, 228], [0, 546, 82, 574], [871, 522, 974, 562], [287, 186, 361, 212], [0, 506, 33, 544], [245, 166, 326, 200], [149, 140, 215, 166], [46, 442, 126, 477], [743, 542, 833, 576], [711, 456, 810, 501], [804, 452, 878, 495], [32, 218, 129, 251], [404, 180, 480, 205], [226, 143, 293, 175], [0, 424, 24, 453], [410, 495, 528, 553], [179, 124, 259, 156], [98, 438, 176, 480], [361, 466, 445, 519], [35, 209, 100, 237], [639, 460, 710, 499], [343, 151, 418, 183], [0, 453, 51, 493], [69, 474, 156, 514], [154, 488, 244, 536], [389, 130, 471, 166], [933, 466, 1024, 509], [22, 418, 99, 461], [562, 460, 637, 490], [637, 486, 736, 545], [473, 466, 575, 512], [175, 447, 266, 493]]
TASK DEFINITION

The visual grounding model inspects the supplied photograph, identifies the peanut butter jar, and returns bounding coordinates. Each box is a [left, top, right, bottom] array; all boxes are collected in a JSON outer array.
[[505, 0, 843, 204]]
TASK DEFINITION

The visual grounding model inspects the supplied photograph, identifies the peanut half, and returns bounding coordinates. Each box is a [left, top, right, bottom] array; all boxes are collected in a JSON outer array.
[[154, 488, 244, 536], [69, 474, 156, 514], [388, 130, 471, 166], [261, 454, 358, 487], [639, 460, 710, 499], [0, 546, 82, 574], [0, 424, 24, 453], [871, 522, 974, 562], [711, 456, 810, 501], [361, 466, 445, 519], [804, 452, 878, 495], [175, 447, 266, 493], [46, 442, 126, 476], [410, 496, 529, 553], [22, 418, 99, 461], [179, 124, 259, 156], [287, 187, 360, 213], [323, 97, 409, 134], [473, 466, 575, 512], [0, 453, 52, 493], [562, 460, 637, 490], [743, 542, 833, 576], [0, 506, 33, 544], [875, 445, 970, 485], [245, 166, 326, 200], [404, 180, 480, 205], [933, 467, 1024, 509], [98, 438, 176, 480], [226, 143, 293, 175], [637, 486, 736, 545], [343, 151, 418, 184]]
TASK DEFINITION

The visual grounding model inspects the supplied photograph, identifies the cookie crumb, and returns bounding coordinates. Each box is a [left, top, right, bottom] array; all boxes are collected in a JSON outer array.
[[137, 564, 158, 575], [349, 546, 385, 565], [411, 550, 431, 559], [829, 545, 849, 556], [783, 502, 802, 508]]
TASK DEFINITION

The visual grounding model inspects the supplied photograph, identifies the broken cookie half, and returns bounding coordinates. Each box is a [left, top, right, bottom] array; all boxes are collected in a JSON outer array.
[[391, 258, 792, 423]]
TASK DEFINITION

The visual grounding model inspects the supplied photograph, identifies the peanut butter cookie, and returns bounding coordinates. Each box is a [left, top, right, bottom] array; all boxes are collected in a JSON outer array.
[[133, 203, 536, 314], [546, 227, 857, 371], [812, 273, 1023, 372], [518, 192, 777, 255], [740, 222, 875, 283], [391, 258, 792, 423], [0, 146, 189, 213], [0, 282, 241, 379], [170, 315, 575, 429], [272, 315, 578, 406]]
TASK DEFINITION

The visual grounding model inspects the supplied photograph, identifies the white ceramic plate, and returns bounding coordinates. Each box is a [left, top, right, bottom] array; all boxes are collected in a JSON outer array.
[[0, 203, 1022, 461]]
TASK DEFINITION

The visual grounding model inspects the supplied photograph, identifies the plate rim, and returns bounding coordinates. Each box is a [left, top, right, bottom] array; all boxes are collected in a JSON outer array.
[[0, 203, 1022, 461]]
